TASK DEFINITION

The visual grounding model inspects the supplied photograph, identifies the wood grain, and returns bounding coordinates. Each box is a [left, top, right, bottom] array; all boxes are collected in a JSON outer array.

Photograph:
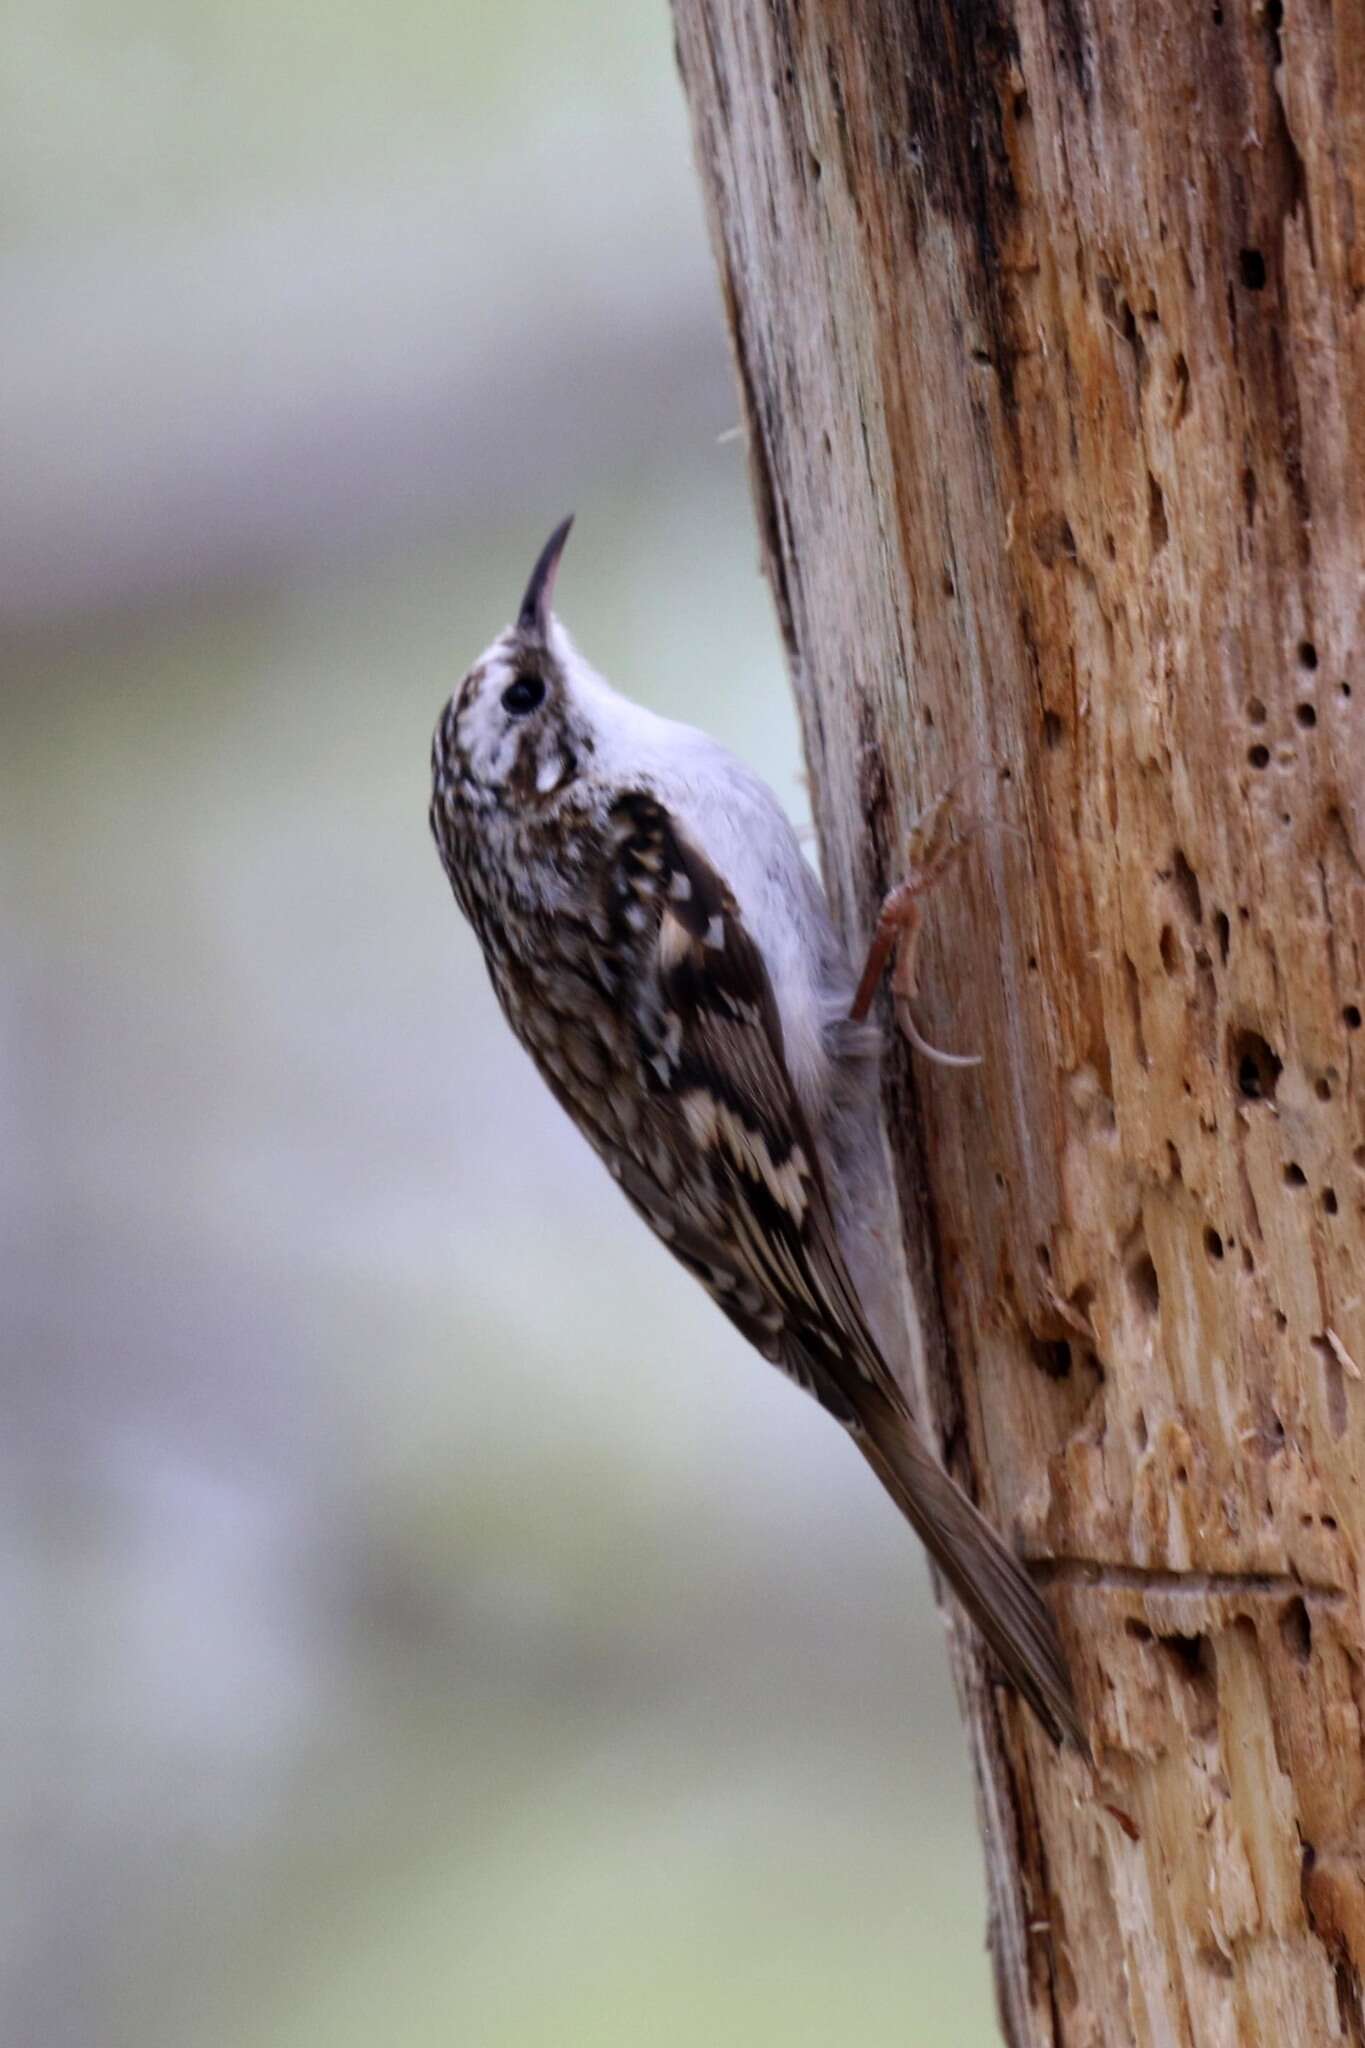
[[672, 0, 1365, 2039]]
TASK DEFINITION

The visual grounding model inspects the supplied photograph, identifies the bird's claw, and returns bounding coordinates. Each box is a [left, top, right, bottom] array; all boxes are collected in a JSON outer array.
[[850, 780, 985, 1069]]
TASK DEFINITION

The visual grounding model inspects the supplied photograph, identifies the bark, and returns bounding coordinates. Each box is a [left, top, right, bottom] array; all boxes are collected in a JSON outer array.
[[671, 2, 1365, 2041]]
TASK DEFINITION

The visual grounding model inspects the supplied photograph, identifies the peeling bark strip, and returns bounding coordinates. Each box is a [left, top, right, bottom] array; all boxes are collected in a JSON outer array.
[[672, 0, 1365, 2041]]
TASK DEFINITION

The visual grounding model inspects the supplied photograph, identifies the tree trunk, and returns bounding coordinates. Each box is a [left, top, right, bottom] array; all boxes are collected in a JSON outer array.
[[671, 2, 1365, 2041]]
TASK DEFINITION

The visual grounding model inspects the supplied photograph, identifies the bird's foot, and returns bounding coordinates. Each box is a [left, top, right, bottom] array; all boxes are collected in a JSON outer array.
[[850, 780, 984, 1068]]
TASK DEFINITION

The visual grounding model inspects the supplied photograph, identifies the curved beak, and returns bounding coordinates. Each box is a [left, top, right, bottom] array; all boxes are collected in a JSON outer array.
[[517, 514, 575, 639]]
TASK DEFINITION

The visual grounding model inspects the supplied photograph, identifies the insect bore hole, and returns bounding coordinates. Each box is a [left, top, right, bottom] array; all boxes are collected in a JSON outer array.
[[1231, 1028, 1282, 1101], [1280, 1597, 1312, 1665]]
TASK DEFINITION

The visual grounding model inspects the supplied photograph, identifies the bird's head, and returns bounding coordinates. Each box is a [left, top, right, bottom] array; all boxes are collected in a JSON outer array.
[[433, 515, 599, 816]]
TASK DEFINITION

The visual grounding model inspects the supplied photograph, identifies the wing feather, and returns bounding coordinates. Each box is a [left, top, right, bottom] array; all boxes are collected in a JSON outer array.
[[606, 794, 888, 1415]]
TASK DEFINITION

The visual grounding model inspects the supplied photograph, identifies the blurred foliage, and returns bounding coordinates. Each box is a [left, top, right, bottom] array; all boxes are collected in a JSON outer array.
[[1, 3, 994, 2044]]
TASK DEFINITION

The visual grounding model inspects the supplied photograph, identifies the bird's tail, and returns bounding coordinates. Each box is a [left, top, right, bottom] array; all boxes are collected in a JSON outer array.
[[855, 1399, 1087, 1753]]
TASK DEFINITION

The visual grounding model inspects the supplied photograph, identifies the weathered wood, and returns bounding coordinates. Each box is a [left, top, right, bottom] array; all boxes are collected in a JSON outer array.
[[672, 1, 1365, 2040]]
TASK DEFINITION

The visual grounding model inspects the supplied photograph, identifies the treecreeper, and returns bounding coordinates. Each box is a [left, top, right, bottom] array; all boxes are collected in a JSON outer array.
[[429, 518, 1085, 1751]]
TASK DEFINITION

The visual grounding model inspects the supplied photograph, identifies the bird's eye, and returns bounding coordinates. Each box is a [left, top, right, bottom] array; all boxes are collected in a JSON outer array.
[[501, 674, 545, 717]]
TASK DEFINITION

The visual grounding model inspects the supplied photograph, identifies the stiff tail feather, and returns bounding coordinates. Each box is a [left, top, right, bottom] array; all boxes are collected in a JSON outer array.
[[857, 1405, 1087, 1753]]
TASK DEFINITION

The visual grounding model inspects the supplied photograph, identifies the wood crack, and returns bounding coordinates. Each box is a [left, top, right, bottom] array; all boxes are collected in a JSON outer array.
[[1034, 1558, 1344, 1604]]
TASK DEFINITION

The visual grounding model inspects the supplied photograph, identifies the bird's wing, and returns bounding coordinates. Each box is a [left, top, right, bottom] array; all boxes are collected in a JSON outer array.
[[601, 789, 895, 1423]]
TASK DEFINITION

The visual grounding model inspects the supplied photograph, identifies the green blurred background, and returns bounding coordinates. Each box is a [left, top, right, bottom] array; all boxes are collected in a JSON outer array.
[[1, 5, 994, 2042]]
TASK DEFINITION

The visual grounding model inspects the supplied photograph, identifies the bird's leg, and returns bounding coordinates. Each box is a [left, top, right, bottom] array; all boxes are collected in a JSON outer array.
[[850, 784, 983, 1069]]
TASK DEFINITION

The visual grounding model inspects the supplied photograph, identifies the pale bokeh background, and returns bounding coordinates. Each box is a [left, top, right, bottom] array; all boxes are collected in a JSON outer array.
[[1, 6, 993, 2043]]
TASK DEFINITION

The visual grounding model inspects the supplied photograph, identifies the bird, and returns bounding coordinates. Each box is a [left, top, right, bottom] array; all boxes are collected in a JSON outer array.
[[429, 516, 1084, 1751]]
